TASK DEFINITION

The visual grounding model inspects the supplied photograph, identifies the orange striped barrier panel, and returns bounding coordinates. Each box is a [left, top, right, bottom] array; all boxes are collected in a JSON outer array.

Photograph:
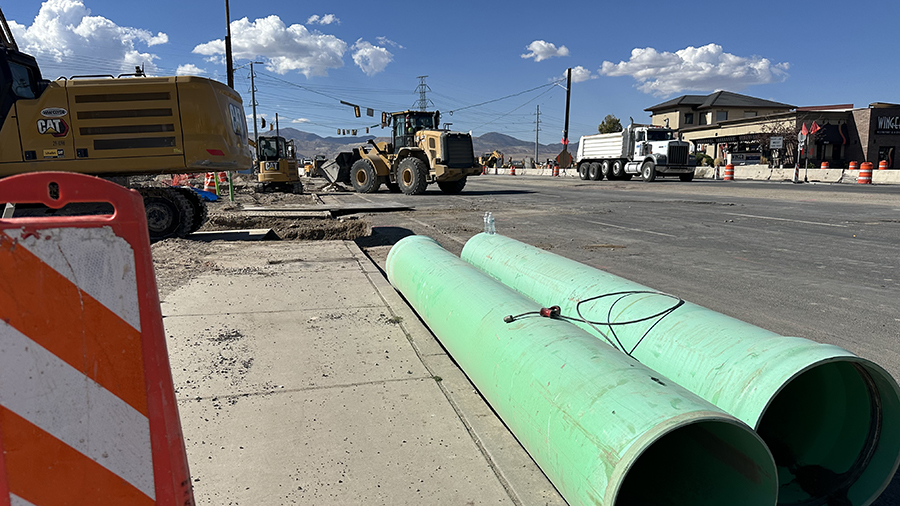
[[0, 172, 193, 505]]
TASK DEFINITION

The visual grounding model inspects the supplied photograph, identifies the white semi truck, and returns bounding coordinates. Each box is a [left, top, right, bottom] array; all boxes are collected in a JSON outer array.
[[575, 123, 696, 182]]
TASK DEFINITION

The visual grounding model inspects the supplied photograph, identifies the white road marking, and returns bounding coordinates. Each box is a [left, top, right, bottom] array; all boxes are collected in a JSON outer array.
[[724, 212, 847, 228], [580, 219, 677, 238]]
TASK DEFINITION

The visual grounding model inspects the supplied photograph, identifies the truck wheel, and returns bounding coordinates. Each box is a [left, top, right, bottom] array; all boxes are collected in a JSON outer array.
[[397, 157, 428, 195], [588, 162, 602, 181], [611, 160, 625, 180], [438, 177, 467, 194], [140, 188, 194, 242], [679, 173, 695, 182], [172, 186, 208, 234], [600, 160, 611, 179], [641, 161, 657, 182], [578, 162, 589, 180], [351, 159, 381, 193]]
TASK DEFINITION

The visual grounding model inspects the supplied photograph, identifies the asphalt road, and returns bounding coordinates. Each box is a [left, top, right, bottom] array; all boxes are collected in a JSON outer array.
[[358, 175, 900, 381], [351, 174, 900, 505]]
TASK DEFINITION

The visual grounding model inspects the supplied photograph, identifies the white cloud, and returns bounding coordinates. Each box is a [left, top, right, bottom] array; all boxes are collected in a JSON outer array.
[[193, 15, 347, 77], [8, 0, 167, 75], [568, 65, 596, 83], [176, 63, 206, 76], [376, 36, 405, 50], [351, 39, 392, 76], [521, 40, 569, 62], [600, 43, 790, 97], [292, 118, 310, 123], [307, 14, 339, 25]]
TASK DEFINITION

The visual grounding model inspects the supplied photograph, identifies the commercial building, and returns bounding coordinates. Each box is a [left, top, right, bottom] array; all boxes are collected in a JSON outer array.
[[646, 91, 899, 168]]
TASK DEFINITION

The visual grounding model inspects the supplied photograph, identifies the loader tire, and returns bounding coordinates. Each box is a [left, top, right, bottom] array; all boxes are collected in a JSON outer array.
[[140, 187, 194, 242], [437, 177, 467, 194], [397, 157, 428, 195], [351, 159, 380, 193]]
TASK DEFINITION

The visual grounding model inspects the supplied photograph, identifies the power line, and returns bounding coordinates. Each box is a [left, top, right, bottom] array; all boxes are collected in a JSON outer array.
[[448, 79, 564, 115]]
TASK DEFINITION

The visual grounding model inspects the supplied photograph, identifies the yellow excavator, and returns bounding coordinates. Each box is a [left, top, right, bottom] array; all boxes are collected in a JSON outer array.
[[0, 8, 252, 240], [478, 150, 504, 168], [255, 135, 303, 193]]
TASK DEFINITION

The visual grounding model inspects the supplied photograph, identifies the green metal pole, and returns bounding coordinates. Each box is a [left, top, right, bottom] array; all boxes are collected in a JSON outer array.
[[461, 232, 900, 506], [387, 235, 777, 506]]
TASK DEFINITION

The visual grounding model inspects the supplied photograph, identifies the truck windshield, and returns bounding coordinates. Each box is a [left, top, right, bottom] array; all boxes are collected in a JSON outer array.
[[647, 130, 674, 141]]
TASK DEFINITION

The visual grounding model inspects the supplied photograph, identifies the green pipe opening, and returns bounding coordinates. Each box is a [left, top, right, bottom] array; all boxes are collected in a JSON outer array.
[[758, 360, 900, 505], [388, 235, 777, 506], [615, 420, 775, 506], [461, 232, 900, 506]]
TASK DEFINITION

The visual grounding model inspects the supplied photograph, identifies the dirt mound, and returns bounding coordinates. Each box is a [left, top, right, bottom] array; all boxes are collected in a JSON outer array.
[[203, 215, 370, 241]]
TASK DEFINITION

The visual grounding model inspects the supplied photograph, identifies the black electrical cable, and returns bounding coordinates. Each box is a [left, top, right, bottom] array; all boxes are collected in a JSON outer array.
[[503, 291, 684, 358]]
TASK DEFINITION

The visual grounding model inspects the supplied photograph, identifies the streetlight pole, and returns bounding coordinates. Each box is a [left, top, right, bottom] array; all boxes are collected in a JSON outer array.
[[225, 0, 234, 89]]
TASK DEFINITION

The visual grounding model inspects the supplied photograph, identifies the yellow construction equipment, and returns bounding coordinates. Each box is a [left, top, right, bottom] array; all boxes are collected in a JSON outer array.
[[336, 110, 481, 195], [0, 8, 252, 240], [255, 135, 303, 193]]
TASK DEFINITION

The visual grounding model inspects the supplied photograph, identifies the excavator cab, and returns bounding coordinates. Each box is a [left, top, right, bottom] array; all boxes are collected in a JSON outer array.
[[0, 43, 48, 131]]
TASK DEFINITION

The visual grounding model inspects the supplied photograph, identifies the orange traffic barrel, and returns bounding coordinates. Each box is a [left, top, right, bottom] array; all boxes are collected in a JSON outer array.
[[723, 164, 735, 181], [204, 172, 216, 192], [878, 160, 889, 170], [510, 166, 516, 176], [820, 161, 830, 169], [552, 166, 559, 177], [849, 161, 859, 170], [858, 162, 873, 184]]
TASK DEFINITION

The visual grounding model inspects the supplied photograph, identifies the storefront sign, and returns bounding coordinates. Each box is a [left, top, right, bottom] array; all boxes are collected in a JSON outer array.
[[769, 136, 783, 149], [876, 116, 900, 134]]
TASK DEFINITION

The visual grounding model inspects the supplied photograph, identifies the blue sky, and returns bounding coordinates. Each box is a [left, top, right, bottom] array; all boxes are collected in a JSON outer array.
[[6, 0, 900, 143]]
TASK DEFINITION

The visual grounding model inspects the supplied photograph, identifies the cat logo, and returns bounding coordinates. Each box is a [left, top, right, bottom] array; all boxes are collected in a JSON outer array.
[[37, 118, 69, 138]]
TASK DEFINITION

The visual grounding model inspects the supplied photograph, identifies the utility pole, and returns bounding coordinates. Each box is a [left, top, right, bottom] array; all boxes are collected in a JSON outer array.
[[249, 61, 261, 148], [414, 76, 433, 111], [534, 105, 541, 164], [563, 68, 572, 148], [225, 0, 234, 89]]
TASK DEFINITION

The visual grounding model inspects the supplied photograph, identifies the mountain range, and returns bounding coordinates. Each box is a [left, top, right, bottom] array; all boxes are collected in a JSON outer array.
[[267, 127, 579, 164]]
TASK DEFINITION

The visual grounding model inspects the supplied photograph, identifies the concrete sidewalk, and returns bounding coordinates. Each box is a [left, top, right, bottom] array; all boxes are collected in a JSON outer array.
[[160, 240, 565, 505]]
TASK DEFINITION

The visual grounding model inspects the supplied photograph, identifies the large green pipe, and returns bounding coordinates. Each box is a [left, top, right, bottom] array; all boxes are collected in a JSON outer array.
[[461, 232, 900, 506], [386, 235, 777, 506]]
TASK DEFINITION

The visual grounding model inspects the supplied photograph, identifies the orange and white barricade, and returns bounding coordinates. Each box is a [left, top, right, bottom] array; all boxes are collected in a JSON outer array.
[[0, 172, 193, 505]]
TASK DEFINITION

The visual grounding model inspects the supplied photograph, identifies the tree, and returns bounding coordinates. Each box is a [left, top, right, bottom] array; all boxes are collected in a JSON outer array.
[[598, 114, 623, 134]]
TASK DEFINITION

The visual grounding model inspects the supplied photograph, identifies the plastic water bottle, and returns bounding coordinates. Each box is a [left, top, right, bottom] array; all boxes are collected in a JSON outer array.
[[483, 212, 495, 235]]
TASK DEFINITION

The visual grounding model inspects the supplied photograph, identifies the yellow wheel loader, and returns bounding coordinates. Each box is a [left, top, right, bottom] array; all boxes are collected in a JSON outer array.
[[336, 110, 481, 195], [0, 10, 252, 241], [255, 135, 303, 193]]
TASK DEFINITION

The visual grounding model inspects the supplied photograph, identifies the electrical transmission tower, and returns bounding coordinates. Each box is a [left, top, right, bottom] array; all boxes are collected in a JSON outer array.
[[414, 75, 434, 111]]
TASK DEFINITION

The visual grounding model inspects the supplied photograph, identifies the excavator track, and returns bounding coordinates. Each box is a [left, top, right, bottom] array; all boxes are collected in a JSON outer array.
[[139, 187, 194, 242]]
